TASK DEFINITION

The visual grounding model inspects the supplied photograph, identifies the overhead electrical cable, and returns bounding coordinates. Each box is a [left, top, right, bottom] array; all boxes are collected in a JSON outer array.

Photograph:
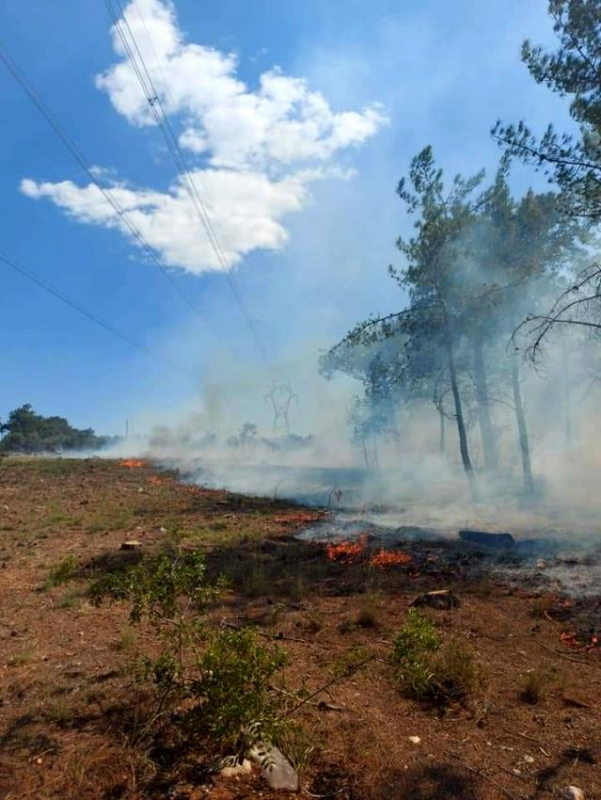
[[0, 41, 220, 342], [0, 250, 196, 381], [105, 0, 272, 365]]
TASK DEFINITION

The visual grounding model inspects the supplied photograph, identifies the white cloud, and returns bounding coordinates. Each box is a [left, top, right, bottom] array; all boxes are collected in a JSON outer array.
[[22, 0, 387, 274], [96, 0, 387, 170], [21, 170, 313, 274]]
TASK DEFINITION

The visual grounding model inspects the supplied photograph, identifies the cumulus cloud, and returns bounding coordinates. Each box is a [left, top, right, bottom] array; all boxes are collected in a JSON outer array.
[[22, 0, 387, 273], [21, 170, 313, 273], [96, 0, 386, 170]]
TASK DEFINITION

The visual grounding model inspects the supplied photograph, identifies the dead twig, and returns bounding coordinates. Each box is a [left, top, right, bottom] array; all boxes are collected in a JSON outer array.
[[500, 728, 544, 746], [538, 641, 588, 664], [271, 685, 348, 712], [287, 655, 376, 717], [562, 694, 593, 710], [220, 618, 307, 644]]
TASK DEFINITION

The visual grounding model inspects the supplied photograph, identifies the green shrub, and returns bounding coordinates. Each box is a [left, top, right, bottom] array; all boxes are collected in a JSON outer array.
[[391, 609, 477, 706], [90, 547, 221, 623], [92, 548, 290, 761], [392, 608, 441, 662], [519, 669, 549, 704], [428, 639, 478, 704], [44, 555, 78, 589], [188, 627, 288, 750]]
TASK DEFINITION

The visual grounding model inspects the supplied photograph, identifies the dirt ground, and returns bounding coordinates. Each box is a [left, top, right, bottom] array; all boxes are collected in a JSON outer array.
[[0, 457, 599, 800]]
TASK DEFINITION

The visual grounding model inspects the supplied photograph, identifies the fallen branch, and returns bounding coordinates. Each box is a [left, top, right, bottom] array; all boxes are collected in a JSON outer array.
[[271, 685, 348, 712], [500, 728, 544, 746], [538, 641, 588, 664], [220, 618, 307, 644]]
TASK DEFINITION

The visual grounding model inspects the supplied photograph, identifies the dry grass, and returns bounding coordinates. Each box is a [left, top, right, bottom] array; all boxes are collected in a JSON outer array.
[[0, 457, 599, 800]]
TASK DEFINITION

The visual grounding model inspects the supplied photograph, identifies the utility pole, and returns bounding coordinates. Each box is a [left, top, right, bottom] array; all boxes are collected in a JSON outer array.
[[265, 383, 297, 435]]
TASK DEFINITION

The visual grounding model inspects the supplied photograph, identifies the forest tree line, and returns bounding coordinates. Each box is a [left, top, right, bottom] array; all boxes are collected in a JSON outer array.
[[320, 0, 601, 500]]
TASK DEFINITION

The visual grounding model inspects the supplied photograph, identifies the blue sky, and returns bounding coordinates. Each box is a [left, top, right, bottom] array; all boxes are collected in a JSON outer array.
[[0, 0, 572, 435]]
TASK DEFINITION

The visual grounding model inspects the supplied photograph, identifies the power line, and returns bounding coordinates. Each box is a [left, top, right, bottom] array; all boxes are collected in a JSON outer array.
[[0, 249, 196, 381], [105, 0, 271, 365], [109, 0, 267, 349], [0, 40, 218, 340]]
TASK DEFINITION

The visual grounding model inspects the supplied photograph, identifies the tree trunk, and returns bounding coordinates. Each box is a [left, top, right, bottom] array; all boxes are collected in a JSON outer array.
[[445, 336, 479, 500], [371, 428, 379, 468], [361, 435, 369, 468], [511, 358, 534, 496], [561, 337, 573, 450], [439, 408, 446, 455], [473, 337, 498, 470]]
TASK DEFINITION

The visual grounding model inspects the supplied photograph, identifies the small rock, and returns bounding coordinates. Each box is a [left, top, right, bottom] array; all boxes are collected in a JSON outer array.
[[251, 745, 298, 791], [563, 788, 585, 800], [220, 759, 252, 779], [120, 541, 142, 551], [159, 527, 168, 533], [408, 736, 421, 745], [523, 755, 534, 764], [536, 559, 548, 570]]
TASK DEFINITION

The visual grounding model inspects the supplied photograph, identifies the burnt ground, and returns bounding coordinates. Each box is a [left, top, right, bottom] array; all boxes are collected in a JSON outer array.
[[0, 457, 600, 800]]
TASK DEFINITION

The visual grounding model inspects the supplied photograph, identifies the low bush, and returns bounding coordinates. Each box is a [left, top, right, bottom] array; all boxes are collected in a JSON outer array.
[[44, 555, 78, 589], [391, 609, 477, 706], [519, 668, 549, 704], [92, 548, 291, 763], [187, 627, 288, 752]]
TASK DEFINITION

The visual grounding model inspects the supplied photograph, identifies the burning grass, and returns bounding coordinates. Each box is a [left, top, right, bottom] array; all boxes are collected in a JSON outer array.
[[0, 457, 600, 800], [119, 458, 146, 468], [324, 535, 413, 570]]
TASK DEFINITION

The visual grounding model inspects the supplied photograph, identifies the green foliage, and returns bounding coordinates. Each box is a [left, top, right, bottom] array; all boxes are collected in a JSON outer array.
[[44, 555, 78, 589], [92, 548, 290, 760], [91, 547, 221, 623], [392, 610, 477, 706], [189, 627, 288, 750], [279, 723, 317, 783], [0, 404, 115, 454], [428, 640, 478, 705], [494, 1, 601, 221], [393, 608, 441, 661]]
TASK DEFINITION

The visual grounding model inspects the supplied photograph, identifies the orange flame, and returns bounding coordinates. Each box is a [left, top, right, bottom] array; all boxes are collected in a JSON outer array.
[[120, 459, 145, 469], [369, 550, 413, 569], [325, 534, 368, 563], [560, 631, 582, 649]]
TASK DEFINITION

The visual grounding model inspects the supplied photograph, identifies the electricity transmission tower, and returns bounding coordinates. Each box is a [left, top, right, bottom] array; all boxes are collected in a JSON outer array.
[[265, 383, 297, 435]]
